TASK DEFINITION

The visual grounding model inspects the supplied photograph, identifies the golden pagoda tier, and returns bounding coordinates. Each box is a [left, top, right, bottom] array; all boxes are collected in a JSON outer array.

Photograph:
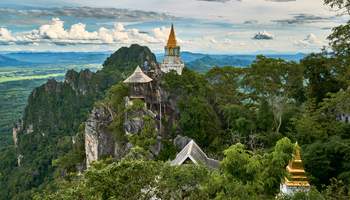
[[280, 142, 310, 195], [167, 24, 177, 48]]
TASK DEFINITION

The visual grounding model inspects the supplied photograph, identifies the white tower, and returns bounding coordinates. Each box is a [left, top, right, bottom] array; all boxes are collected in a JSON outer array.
[[160, 24, 184, 75]]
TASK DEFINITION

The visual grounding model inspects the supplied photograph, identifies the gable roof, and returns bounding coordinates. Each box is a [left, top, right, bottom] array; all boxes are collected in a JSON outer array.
[[123, 66, 153, 83], [171, 140, 219, 169]]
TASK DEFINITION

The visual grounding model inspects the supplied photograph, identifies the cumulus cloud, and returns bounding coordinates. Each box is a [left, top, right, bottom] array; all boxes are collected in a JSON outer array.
[[0, 18, 175, 46], [0, 28, 16, 44], [294, 33, 325, 48], [253, 31, 274, 40], [153, 27, 171, 42]]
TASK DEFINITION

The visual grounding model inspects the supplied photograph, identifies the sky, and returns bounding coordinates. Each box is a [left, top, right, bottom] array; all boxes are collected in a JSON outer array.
[[0, 0, 348, 54]]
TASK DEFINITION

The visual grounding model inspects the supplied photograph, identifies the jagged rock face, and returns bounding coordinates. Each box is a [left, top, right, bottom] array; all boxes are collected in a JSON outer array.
[[114, 142, 132, 160], [65, 69, 95, 95], [124, 117, 144, 135], [85, 107, 114, 167], [44, 79, 62, 93], [150, 136, 163, 156], [22, 79, 91, 135]]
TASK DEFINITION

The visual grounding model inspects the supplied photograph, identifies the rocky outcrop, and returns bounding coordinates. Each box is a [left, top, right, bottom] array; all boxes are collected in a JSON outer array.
[[174, 135, 192, 150], [65, 69, 95, 95], [12, 120, 22, 147], [17, 154, 23, 167], [85, 107, 114, 167]]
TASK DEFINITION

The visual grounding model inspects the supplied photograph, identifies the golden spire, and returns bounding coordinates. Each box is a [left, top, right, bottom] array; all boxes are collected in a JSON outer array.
[[284, 142, 310, 187], [167, 24, 177, 48]]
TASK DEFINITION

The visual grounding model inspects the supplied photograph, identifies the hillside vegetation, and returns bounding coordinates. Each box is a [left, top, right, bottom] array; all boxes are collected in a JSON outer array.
[[1, 1, 350, 198]]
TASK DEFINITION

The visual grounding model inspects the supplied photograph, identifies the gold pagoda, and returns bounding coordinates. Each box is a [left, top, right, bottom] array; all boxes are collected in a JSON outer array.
[[160, 24, 184, 75], [280, 142, 310, 195]]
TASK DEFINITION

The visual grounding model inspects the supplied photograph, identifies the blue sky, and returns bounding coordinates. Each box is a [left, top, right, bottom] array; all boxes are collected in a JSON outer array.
[[0, 0, 348, 53]]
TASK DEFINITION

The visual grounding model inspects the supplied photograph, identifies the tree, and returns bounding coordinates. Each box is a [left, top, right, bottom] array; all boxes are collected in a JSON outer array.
[[324, 0, 350, 86], [206, 66, 245, 106], [262, 137, 294, 195], [157, 164, 209, 200], [221, 143, 263, 184], [245, 56, 304, 133], [302, 53, 343, 104], [178, 96, 223, 151], [324, 0, 350, 14], [129, 115, 157, 151]]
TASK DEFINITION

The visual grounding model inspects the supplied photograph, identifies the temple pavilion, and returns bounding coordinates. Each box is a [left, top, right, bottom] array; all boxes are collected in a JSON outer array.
[[123, 66, 153, 100], [160, 24, 185, 75], [171, 140, 219, 169], [280, 142, 310, 195]]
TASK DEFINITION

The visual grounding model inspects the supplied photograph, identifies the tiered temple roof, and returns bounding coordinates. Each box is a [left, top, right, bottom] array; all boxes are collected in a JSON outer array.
[[123, 66, 153, 83], [171, 140, 219, 169], [284, 143, 310, 188]]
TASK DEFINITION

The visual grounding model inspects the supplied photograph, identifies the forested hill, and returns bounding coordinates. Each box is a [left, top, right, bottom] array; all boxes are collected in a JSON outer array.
[[0, 44, 158, 199]]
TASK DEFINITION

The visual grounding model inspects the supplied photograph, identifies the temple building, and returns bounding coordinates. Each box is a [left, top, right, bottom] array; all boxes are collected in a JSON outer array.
[[280, 142, 310, 195], [123, 66, 153, 100], [171, 140, 219, 169], [160, 24, 185, 75]]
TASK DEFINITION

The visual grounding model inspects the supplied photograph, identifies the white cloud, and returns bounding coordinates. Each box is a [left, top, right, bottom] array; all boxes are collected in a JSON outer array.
[[0, 27, 16, 43], [153, 26, 171, 43], [294, 33, 325, 48], [0, 18, 176, 46], [253, 31, 274, 40]]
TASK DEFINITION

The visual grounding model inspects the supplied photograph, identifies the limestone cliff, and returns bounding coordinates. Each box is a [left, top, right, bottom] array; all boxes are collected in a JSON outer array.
[[8, 44, 158, 197], [85, 107, 115, 167]]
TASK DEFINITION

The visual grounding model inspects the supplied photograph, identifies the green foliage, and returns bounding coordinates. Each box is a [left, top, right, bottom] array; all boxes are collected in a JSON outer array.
[[245, 55, 304, 102], [322, 178, 350, 199], [125, 99, 145, 113], [35, 138, 343, 199], [162, 68, 210, 97], [301, 53, 344, 104], [157, 164, 209, 199], [52, 124, 86, 176], [221, 143, 263, 184], [205, 66, 245, 105], [156, 140, 178, 161], [129, 116, 157, 151], [277, 187, 324, 200], [178, 96, 223, 151], [263, 137, 294, 194]]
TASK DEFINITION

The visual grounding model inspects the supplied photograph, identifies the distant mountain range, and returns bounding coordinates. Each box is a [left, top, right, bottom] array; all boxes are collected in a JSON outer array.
[[157, 51, 306, 72], [0, 52, 110, 67], [0, 55, 32, 66], [0, 51, 306, 71]]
